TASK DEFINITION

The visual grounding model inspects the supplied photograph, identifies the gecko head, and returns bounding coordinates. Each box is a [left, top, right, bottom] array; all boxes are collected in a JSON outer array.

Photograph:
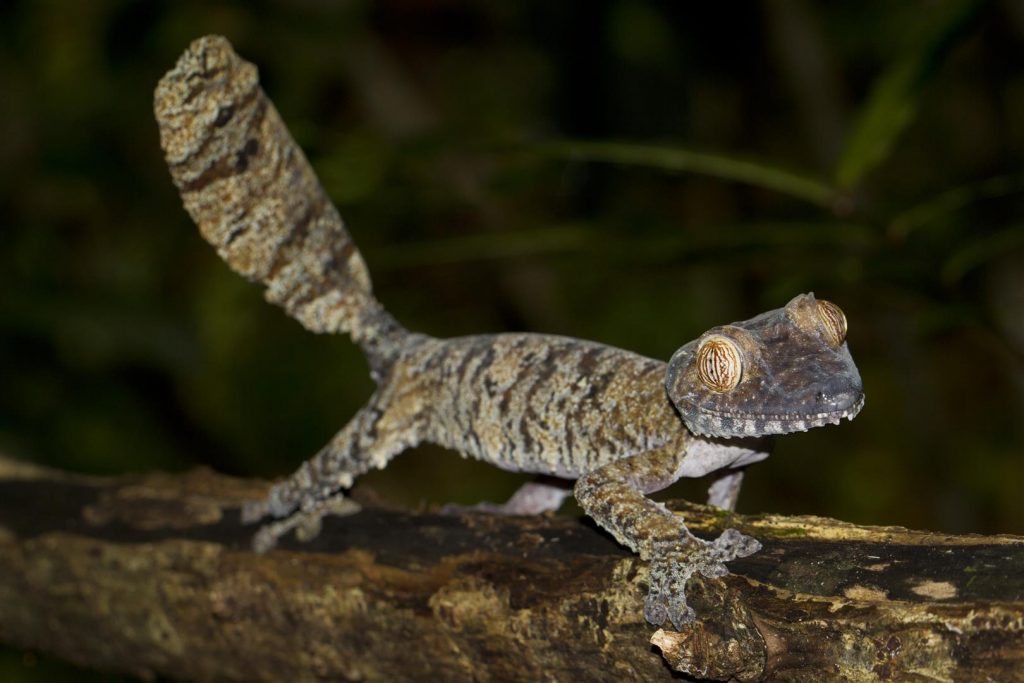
[[665, 293, 864, 438]]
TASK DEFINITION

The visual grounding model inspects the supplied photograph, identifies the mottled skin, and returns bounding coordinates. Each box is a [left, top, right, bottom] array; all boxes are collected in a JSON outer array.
[[155, 36, 865, 629]]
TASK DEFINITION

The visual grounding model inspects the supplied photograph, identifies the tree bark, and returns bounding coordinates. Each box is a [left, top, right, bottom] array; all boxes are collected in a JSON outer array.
[[0, 455, 1020, 682]]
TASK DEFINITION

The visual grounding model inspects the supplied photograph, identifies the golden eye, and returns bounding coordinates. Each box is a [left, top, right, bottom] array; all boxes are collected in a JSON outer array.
[[816, 299, 847, 347], [696, 336, 742, 392]]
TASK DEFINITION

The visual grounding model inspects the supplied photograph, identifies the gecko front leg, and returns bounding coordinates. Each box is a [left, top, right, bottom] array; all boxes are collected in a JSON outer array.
[[573, 437, 760, 629]]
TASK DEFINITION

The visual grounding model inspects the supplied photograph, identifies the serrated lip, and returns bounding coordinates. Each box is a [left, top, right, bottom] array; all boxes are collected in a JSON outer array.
[[689, 395, 865, 438]]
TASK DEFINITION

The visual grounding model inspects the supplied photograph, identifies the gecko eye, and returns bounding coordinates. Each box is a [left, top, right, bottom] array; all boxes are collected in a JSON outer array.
[[815, 299, 847, 347], [696, 335, 742, 392]]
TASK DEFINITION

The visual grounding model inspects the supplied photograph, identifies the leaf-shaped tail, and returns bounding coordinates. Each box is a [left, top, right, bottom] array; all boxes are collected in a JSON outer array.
[[154, 35, 407, 380]]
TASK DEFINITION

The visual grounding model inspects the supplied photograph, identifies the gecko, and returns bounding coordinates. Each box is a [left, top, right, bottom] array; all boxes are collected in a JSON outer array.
[[154, 36, 864, 629]]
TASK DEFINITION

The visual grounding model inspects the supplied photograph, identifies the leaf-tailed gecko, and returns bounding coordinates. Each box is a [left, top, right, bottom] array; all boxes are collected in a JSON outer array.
[[154, 36, 864, 629]]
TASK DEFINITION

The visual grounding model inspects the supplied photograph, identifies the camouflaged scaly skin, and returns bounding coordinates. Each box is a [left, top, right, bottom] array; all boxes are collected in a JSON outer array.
[[155, 36, 864, 630]]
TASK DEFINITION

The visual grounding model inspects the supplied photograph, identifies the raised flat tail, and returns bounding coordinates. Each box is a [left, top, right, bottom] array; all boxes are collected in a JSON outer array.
[[155, 35, 407, 378]]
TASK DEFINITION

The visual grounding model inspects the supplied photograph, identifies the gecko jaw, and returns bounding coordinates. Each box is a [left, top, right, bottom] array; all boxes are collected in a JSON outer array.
[[687, 395, 865, 439]]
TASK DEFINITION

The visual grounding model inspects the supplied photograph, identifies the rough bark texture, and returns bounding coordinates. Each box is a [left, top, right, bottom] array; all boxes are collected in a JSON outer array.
[[0, 455, 1021, 682]]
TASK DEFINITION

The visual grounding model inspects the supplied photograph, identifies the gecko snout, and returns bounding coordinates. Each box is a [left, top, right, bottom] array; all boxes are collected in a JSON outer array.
[[813, 376, 863, 412]]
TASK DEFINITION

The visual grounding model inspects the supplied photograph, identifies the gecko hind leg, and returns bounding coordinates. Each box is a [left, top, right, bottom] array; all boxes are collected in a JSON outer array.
[[242, 392, 423, 553], [707, 468, 745, 511], [443, 478, 573, 516]]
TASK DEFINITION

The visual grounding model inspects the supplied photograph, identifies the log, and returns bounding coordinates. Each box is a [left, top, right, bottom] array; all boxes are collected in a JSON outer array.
[[0, 455, 1021, 682]]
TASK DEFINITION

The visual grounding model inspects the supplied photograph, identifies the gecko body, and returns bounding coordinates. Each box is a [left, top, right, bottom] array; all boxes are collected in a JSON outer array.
[[155, 36, 864, 628]]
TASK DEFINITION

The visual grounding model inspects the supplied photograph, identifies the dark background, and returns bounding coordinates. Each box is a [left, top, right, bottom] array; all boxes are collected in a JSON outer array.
[[1, 1, 1023, 678]]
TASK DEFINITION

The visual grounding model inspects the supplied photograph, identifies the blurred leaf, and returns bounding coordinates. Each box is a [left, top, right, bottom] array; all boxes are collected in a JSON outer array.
[[942, 225, 1024, 284], [0, 292, 198, 372], [540, 140, 839, 208], [366, 220, 872, 270], [634, 220, 873, 255], [317, 131, 391, 205], [834, 0, 985, 189], [890, 173, 1024, 238], [367, 224, 589, 269]]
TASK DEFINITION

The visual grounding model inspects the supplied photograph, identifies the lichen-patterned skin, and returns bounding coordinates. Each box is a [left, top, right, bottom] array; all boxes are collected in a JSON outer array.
[[155, 36, 865, 629], [153, 33, 403, 380]]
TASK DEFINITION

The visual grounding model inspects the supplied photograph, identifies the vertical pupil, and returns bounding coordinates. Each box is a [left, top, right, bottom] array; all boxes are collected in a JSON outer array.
[[713, 351, 727, 381]]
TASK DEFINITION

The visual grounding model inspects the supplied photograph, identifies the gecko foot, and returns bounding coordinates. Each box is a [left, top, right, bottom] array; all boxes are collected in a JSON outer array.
[[644, 528, 761, 630], [248, 496, 362, 554]]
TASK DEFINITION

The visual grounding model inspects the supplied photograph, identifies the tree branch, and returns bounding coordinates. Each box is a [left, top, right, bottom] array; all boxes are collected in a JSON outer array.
[[0, 456, 1021, 681]]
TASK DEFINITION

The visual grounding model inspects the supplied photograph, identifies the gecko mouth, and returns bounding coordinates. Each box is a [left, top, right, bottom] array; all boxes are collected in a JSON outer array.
[[688, 395, 865, 438]]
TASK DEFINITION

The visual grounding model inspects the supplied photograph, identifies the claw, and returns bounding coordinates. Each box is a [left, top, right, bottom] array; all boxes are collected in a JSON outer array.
[[240, 499, 269, 524]]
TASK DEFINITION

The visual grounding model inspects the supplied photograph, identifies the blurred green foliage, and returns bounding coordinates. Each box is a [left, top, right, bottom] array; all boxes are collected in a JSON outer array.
[[1, 1, 1023, 676]]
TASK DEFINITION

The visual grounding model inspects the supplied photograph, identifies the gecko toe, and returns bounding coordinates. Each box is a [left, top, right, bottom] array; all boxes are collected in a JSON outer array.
[[669, 602, 697, 630], [240, 500, 269, 524], [251, 525, 280, 554], [698, 562, 730, 579], [643, 593, 669, 627], [712, 528, 761, 560]]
